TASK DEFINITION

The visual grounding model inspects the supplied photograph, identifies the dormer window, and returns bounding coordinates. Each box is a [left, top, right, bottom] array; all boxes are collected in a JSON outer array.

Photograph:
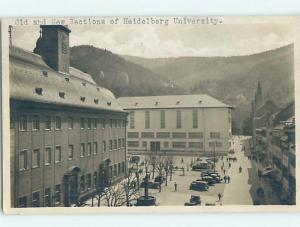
[[42, 70, 48, 77], [107, 102, 111, 106], [94, 99, 99, 104], [96, 87, 100, 91], [176, 101, 180, 105], [80, 97, 86, 102], [134, 102, 138, 106], [59, 91, 65, 98], [198, 100, 202, 104], [35, 87, 43, 95], [82, 82, 86, 86], [155, 101, 159, 106], [65, 77, 70, 82]]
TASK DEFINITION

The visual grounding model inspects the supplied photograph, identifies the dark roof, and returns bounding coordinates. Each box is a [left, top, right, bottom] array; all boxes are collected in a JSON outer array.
[[10, 46, 124, 113], [117, 94, 231, 109]]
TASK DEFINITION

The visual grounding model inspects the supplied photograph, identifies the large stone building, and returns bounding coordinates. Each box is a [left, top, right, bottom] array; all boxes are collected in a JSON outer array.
[[10, 25, 127, 208], [118, 95, 232, 156]]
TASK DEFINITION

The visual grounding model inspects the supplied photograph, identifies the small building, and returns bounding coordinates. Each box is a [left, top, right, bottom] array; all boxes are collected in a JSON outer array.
[[118, 95, 232, 156], [10, 25, 127, 208]]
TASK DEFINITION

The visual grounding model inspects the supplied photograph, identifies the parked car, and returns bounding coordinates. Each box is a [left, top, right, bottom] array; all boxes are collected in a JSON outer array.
[[200, 176, 215, 185], [190, 181, 209, 191], [184, 195, 201, 206], [154, 176, 165, 184], [210, 174, 222, 183]]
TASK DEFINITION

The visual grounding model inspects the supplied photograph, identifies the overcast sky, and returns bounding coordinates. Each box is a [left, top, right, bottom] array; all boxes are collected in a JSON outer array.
[[11, 18, 296, 58]]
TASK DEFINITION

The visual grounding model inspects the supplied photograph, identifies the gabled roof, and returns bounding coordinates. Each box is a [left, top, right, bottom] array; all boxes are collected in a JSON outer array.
[[10, 46, 124, 113], [117, 94, 231, 109]]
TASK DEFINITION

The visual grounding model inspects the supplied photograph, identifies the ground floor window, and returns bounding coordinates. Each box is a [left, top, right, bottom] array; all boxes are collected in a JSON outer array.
[[32, 191, 40, 207], [44, 188, 51, 207], [55, 184, 61, 205], [18, 196, 27, 208]]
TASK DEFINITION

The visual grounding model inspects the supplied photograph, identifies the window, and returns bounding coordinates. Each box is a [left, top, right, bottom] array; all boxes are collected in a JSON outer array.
[[55, 116, 61, 130], [45, 116, 51, 130], [45, 147, 51, 165], [216, 142, 222, 147], [118, 139, 121, 149], [102, 141, 106, 153], [129, 111, 135, 129], [172, 132, 186, 138], [93, 118, 97, 129], [118, 163, 121, 175], [93, 172, 98, 188], [55, 185, 61, 205], [122, 120, 126, 127], [10, 115, 15, 129], [210, 132, 220, 139], [128, 132, 139, 138], [32, 191, 40, 207], [114, 119, 117, 128], [68, 117, 74, 129], [68, 145, 74, 160], [189, 142, 203, 148], [80, 175, 85, 192], [193, 109, 198, 128], [86, 174, 92, 190], [114, 139, 117, 150], [157, 132, 170, 138], [87, 143, 92, 156], [80, 118, 85, 129], [188, 132, 203, 139], [19, 115, 27, 131], [109, 140, 113, 151], [109, 119, 113, 128], [145, 111, 150, 129], [208, 141, 222, 147], [32, 149, 40, 168], [176, 110, 182, 128], [163, 141, 169, 148], [55, 146, 62, 163], [141, 132, 154, 138], [128, 141, 139, 147], [19, 150, 28, 171], [101, 119, 105, 128], [87, 118, 92, 129], [80, 143, 85, 157], [122, 162, 125, 173], [122, 138, 125, 148], [172, 142, 186, 148], [114, 165, 117, 177], [18, 196, 27, 208], [160, 110, 165, 129], [142, 141, 147, 148], [44, 188, 51, 207], [32, 115, 40, 130], [109, 166, 113, 178], [93, 142, 98, 155]]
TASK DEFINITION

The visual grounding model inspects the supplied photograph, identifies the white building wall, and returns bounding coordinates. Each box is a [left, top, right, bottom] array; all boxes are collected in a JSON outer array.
[[126, 107, 231, 156]]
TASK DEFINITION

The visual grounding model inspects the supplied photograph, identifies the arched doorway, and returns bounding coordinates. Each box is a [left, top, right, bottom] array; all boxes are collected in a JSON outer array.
[[64, 166, 81, 207], [99, 159, 111, 190]]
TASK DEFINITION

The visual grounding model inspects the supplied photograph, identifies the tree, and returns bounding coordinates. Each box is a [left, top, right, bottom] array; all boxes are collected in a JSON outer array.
[[102, 183, 124, 207], [121, 170, 140, 206]]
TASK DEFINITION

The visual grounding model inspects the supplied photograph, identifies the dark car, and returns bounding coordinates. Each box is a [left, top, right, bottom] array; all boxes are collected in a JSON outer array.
[[201, 176, 216, 186], [184, 195, 201, 206], [140, 181, 160, 189], [154, 176, 165, 184], [190, 181, 209, 191]]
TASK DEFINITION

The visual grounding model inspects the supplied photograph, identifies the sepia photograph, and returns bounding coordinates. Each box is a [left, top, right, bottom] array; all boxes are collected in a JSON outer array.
[[1, 16, 298, 212]]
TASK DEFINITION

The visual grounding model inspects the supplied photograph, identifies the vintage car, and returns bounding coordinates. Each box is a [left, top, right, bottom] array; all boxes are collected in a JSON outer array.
[[184, 195, 201, 206], [189, 181, 209, 191]]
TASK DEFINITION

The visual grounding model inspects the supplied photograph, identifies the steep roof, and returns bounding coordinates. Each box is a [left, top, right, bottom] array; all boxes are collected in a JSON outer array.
[[117, 94, 231, 109], [10, 46, 124, 113]]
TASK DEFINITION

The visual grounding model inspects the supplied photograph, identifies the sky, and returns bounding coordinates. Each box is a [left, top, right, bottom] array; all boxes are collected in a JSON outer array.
[[11, 17, 297, 58]]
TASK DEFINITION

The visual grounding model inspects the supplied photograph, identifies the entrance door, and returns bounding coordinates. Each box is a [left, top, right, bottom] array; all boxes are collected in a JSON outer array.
[[150, 141, 160, 152]]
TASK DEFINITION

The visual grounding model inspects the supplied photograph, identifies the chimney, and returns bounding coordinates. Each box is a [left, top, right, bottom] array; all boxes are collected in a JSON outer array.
[[34, 25, 71, 74]]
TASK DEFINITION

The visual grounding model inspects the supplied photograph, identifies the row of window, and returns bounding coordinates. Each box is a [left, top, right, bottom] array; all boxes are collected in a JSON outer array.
[[18, 139, 125, 171], [18, 184, 62, 208], [127, 131, 220, 139], [15, 114, 126, 131], [128, 141, 223, 149], [129, 109, 200, 129]]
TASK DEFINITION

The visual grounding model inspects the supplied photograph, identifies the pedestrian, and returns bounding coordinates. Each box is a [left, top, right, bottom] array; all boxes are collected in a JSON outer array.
[[229, 163, 231, 168], [218, 193, 222, 201], [174, 182, 177, 192], [228, 176, 231, 183], [224, 176, 227, 183], [223, 169, 226, 175]]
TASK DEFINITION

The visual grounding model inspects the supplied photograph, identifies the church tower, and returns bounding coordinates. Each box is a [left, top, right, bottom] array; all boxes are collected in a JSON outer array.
[[254, 80, 263, 108], [34, 25, 71, 74]]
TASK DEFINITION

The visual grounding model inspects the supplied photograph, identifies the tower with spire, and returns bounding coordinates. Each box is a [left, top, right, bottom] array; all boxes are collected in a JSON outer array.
[[254, 80, 263, 108]]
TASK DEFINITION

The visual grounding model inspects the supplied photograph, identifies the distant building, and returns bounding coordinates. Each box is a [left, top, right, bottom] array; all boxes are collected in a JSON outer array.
[[10, 25, 127, 208], [267, 102, 295, 204], [118, 95, 232, 156]]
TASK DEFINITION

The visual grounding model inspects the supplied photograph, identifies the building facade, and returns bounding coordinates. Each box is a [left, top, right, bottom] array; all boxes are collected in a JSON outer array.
[[118, 95, 232, 156], [10, 25, 127, 208]]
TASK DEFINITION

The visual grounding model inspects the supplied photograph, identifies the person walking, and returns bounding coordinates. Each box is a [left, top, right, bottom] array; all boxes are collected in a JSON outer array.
[[227, 176, 231, 183], [229, 163, 231, 168], [174, 182, 177, 192], [223, 169, 226, 175], [224, 175, 227, 183], [218, 193, 222, 201]]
